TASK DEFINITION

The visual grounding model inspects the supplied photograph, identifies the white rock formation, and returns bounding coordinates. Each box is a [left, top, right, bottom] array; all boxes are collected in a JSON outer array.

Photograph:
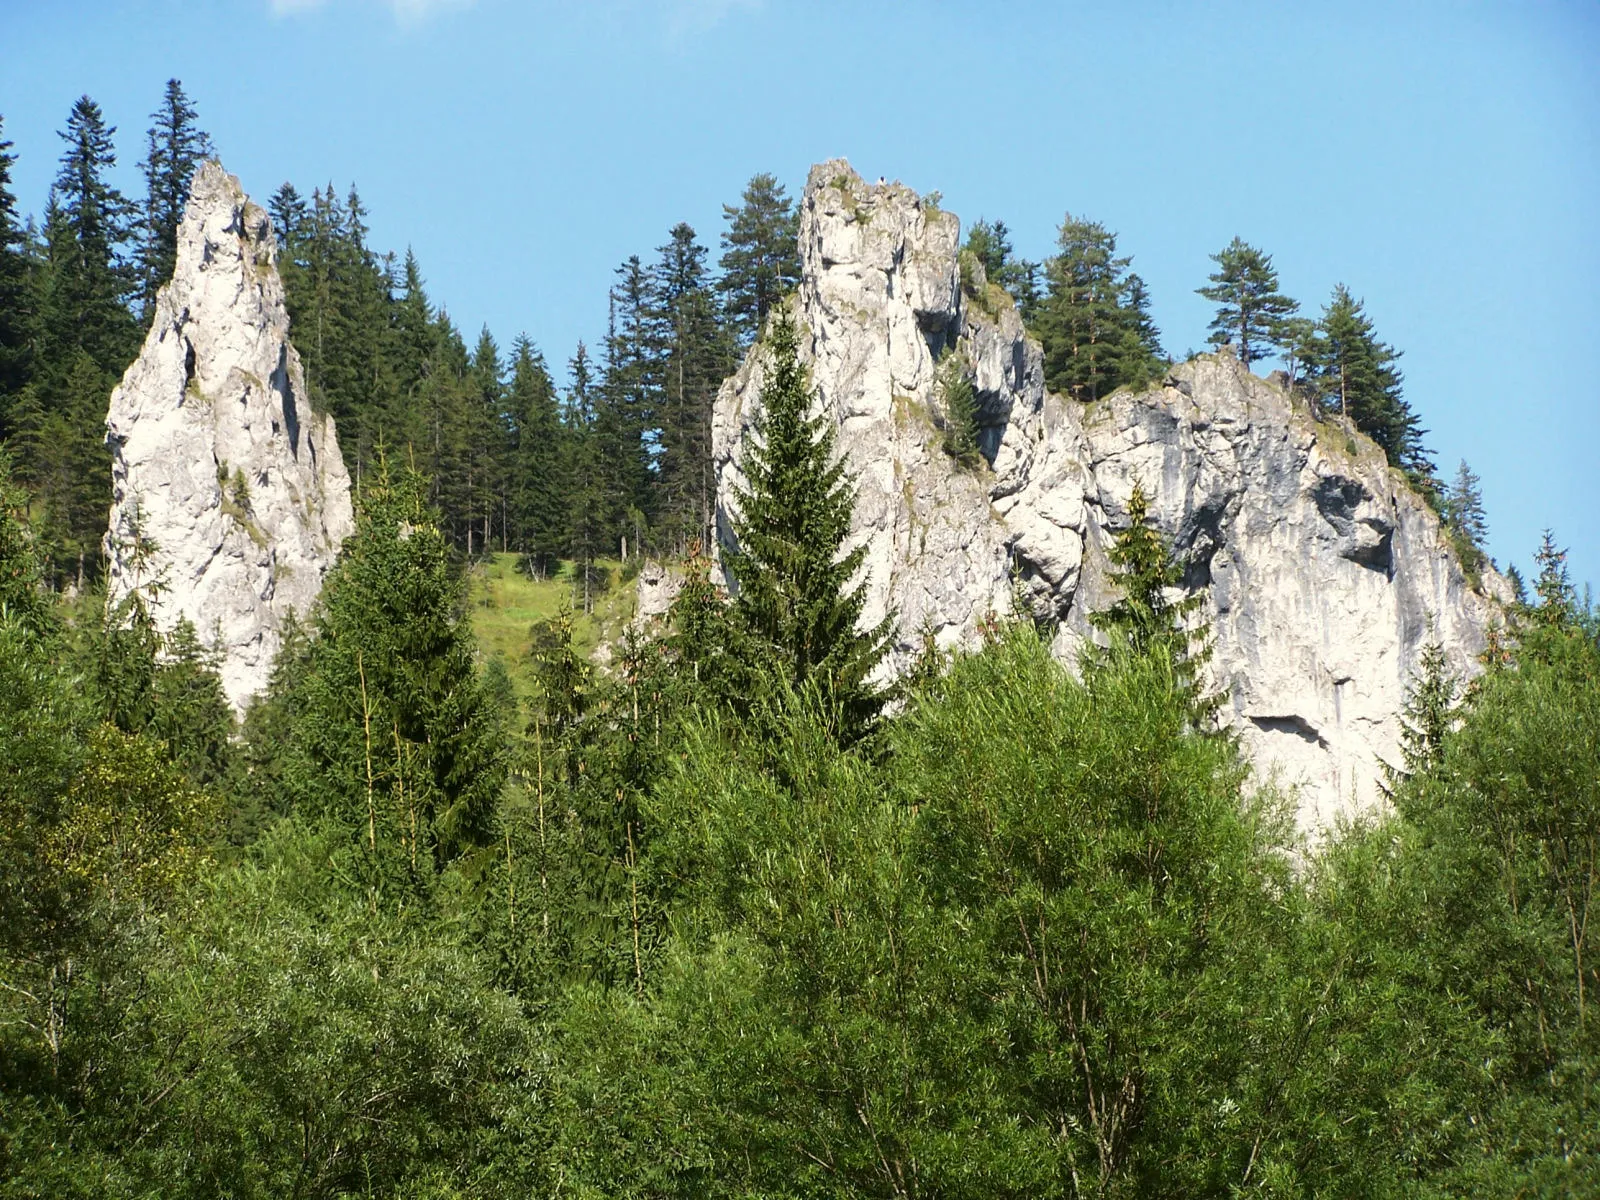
[[711, 159, 1504, 832], [104, 161, 353, 713]]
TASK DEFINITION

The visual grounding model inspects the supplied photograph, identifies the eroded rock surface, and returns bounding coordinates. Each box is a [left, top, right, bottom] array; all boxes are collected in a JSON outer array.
[[711, 159, 1503, 831], [105, 161, 353, 713]]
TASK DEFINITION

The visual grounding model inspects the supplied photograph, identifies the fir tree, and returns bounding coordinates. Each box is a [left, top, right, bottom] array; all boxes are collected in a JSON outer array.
[[1197, 236, 1298, 366], [43, 96, 137, 374], [1531, 531, 1575, 626], [726, 312, 894, 745], [137, 78, 213, 309], [1441, 459, 1487, 549], [964, 216, 1042, 319], [937, 350, 982, 467], [719, 172, 801, 345], [564, 343, 605, 612], [1088, 481, 1217, 724], [596, 255, 654, 555], [268, 181, 307, 250]]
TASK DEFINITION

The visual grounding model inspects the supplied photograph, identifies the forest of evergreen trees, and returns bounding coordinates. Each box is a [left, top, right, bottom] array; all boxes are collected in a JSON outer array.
[[0, 84, 1498, 594], [1, 81, 1594, 1197]]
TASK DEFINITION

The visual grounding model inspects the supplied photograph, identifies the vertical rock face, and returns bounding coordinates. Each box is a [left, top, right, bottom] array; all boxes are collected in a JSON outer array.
[[712, 159, 1504, 832], [104, 161, 353, 714]]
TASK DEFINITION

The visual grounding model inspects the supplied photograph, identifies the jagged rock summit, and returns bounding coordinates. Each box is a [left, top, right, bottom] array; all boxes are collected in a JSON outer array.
[[104, 160, 353, 713], [710, 159, 1504, 832]]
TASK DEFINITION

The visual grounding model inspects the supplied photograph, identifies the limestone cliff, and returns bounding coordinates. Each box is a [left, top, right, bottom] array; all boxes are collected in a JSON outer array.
[[710, 159, 1504, 831], [104, 161, 353, 714]]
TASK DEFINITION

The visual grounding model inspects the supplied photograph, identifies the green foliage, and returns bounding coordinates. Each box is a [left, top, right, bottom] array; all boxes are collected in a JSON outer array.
[[136, 78, 212, 308], [1036, 214, 1164, 401], [726, 311, 895, 746], [1196, 236, 1298, 366], [1089, 482, 1218, 725], [963, 216, 1043, 320], [1440, 459, 1488, 579], [284, 458, 507, 887], [1303, 284, 1433, 484], [718, 172, 801, 346], [936, 347, 983, 467]]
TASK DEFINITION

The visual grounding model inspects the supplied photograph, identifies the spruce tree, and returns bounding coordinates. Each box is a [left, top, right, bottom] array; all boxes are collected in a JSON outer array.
[[507, 334, 565, 571], [285, 458, 507, 885], [564, 343, 605, 611], [719, 173, 801, 346], [1388, 639, 1458, 785], [137, 79, 213, 309], [1443, 461, 1487, 550], [1088, 482, 1217, 724], [1197, 236, 1298, 366], [649, 222, 731, 552], [0, 117, 33, 433], [596, 255, 655, 555], [964, 216, 1042, 318], [44, 96, 137, 374], [726, 312, 894, 745]]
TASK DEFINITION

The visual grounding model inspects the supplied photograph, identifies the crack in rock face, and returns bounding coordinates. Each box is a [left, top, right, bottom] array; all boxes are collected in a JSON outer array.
[[699, 157, 1508, 836], [104, 161, 354, 715]]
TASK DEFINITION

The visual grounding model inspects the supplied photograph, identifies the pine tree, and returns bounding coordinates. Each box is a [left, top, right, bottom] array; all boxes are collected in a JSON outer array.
[[1197, 236, 1298, 366], [726, 312, 894, 745], [719, 173, 801, 345], [137, 79, 213, 309], [1036, 215, 1157, 401], [1305, 285, 1431, 482], [1088, 482, 1217, 724]]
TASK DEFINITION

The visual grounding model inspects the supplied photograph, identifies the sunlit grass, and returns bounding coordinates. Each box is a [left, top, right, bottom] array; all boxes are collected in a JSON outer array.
[[467, 552, 636, 701]]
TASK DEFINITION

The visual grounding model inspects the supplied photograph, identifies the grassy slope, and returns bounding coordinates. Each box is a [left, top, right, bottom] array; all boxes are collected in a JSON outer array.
[[466, 553, 637, 701]]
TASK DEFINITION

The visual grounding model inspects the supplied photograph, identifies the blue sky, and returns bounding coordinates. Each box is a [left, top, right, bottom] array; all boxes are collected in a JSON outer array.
[[2, 0, 1596, 589]]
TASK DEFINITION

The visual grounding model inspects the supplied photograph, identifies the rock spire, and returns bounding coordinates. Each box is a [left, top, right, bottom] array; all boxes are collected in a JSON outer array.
[[104, 160, 353, 713]]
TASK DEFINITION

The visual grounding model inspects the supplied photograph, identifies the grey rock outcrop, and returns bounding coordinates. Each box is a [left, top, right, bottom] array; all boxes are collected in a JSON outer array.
[[711, 159, 1504, 832], [104, 161, 353, 714]]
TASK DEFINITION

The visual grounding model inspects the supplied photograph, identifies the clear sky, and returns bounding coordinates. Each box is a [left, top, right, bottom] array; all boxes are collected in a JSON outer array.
[[2, 0, 1596, 589]]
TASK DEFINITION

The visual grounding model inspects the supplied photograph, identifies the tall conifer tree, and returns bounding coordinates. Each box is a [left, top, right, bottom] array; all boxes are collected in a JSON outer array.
[[650, 222, 731, 552], [1036, 215, 1158, 401], [137, 79, 213, 309], [726, 312, 893, 745], [719, 173, 800, 346], [0, 118, 33, 436], [1197, 236, 1298, 366]]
